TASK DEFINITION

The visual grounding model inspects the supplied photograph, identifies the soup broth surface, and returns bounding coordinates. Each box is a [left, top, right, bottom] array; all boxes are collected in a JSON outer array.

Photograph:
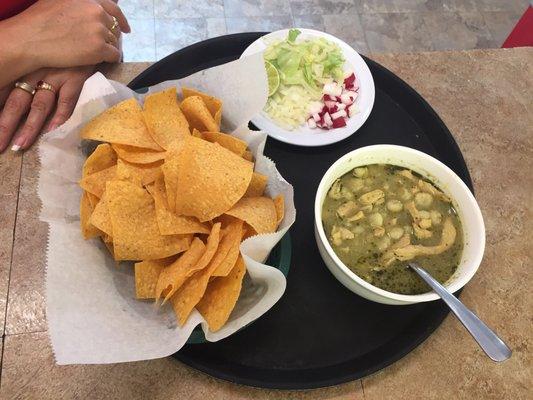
[[322, 164, 463, 294]]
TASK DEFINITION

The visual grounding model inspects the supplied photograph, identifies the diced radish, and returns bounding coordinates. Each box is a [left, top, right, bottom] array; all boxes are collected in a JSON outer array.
[[312, 112, 321, 122], [340, 93, 354, 105], [331, 109, 347, 119], [323, 82, 342, 97], [307, 118, 317, 128], [308, 101, 324, 114], [328, 104, 338, 113], [347, 104, 358, 117], [324, 100, 337, 110], [323, 112, 333, 127], [332, 117, 346, 128], [337, 103, 346, 110], [344, 73, 356, 88], [322, 94, 336, 102], [344, 90, 358, 99]]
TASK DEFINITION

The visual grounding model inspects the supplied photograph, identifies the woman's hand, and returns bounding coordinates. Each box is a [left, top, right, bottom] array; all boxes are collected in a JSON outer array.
[[0, 66, 95, 152], [0, 0, 129, 86]]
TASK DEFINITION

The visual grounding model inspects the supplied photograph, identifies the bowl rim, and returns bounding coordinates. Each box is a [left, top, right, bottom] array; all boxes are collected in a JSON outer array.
[[314, 144, 486, 303]]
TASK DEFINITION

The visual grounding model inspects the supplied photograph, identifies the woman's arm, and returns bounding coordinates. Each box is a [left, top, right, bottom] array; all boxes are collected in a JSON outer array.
[[0, 18, 38, 87], [0, 0, 129, 87]]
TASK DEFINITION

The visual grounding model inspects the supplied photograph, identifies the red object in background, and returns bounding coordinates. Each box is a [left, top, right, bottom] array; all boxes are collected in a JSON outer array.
[[0, 0, 37, 20], [502, 6, 533, 48]]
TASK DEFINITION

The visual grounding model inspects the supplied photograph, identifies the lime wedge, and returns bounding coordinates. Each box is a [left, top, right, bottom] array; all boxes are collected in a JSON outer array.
[[265, 60, 279, 97]]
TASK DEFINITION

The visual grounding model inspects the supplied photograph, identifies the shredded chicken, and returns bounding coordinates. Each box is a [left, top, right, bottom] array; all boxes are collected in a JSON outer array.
[[328, 179, 343, 199], [359, 189, 385, 205], [373, 227, 385, 237], [331, 225, 354, 246], [418, 179, 451, 203], [397, 169, 415, 181], [379, 233, 411, 267], [405, 201, 421, 222], [336, 201, 358, 219], [347, 210, 365, 222], [393, 218, 457, 261], [413, 223, 433, 239]]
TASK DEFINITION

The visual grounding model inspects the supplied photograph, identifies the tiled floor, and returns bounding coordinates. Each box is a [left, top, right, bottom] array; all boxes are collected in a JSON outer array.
[[120, 0, 528, 61]]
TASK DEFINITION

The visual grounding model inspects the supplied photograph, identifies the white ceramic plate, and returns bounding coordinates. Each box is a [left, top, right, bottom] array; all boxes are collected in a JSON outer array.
[[240, 29, 375, 147]]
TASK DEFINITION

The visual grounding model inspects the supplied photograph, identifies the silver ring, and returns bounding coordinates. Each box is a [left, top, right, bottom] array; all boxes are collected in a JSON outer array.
[[15, 81, 35, 96]]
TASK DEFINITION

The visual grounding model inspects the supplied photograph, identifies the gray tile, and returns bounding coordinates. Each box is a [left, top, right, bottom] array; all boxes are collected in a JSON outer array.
[[154, 0, 224, 18], [155, 18, 207, 59], [207, 17, 227, 38], [225, 16, 293, 33], [482, 11, 523, 46], [290, 0, 361, 15], [122, 18, 156, 62], [119, 0, 154, 19], [224, 0, 292, 17], [323, 14, 370, 53], [476, 0, 529, 13], [293, 14, 326, 30], [423, 11, 495, 50], [360, 0, 478, 13], [362, 11, 495, 53]]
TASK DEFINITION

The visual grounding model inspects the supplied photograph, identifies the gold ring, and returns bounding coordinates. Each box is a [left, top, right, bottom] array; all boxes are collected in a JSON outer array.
[[110, 16, 119, 32], [106, 30, 117, 44], [14, 81, 35, 96], [36, 80, 56, 94]]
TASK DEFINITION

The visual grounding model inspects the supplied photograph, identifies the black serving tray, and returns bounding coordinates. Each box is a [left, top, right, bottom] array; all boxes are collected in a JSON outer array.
[[129, 33, 472, 390]]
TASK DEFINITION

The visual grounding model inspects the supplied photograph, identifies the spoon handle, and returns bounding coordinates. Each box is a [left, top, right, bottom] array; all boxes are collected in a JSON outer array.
[[409, 263, 512, 362]]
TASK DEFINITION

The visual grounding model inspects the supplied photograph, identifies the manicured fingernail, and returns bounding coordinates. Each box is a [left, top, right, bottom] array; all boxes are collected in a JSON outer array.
[[12, 136, 25, 151]]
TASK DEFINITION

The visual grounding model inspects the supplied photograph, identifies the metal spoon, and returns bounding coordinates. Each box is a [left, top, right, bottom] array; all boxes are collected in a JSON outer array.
[[409, 263, 512, 362]]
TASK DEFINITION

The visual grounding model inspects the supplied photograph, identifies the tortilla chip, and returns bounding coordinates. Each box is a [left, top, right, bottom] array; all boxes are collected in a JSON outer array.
[[191, 128, 203, 138], [197, 255, 246, 332], [242, 150, 253, 162], [273, 195, 285, 227], [116, 159, 162, 186], [116, 159, 142, 186], [180, 96, 219, 132], [212, 218, 243, 277], [106, 180, 191, 260], [86, 192, 100, 209], [225, 197, 277, 235], [82, 144, 117, 177], [112, 143, 166, 164], [79, 165, 117, 198], [201, 131, 247, 157], [135, 259, 171, 299], [170, 220, 240, 325], [174, 136, 253, 222], [80, 191, 101, 239], [143, 87, 190, 149], [89, 190, 113, 237], [81, 98, 162, 151], [182, 87, 222, 122], [104, 239, 115, 260], [214, 108, 222, 127], [147, 176, 210, 235], [161, 139, 186, 213], [155, 237, 206, 303], [159, 223, 221, 304], [244, 172, 268, 197]]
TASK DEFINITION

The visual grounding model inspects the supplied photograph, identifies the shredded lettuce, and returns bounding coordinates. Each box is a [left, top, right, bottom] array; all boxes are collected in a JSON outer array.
[[263, 31, 345, 129]]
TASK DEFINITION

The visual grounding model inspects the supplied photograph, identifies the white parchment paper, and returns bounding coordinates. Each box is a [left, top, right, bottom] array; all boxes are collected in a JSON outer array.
[[40, 54, 296, 364]]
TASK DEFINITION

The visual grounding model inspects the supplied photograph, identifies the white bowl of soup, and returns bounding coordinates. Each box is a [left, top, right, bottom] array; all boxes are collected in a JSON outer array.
[[314, 145, 485, 305]]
